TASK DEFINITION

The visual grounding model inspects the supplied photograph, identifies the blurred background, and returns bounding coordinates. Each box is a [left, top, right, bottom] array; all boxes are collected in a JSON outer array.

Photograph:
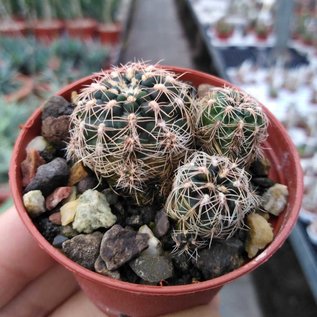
[[0, 0, 317, 316]]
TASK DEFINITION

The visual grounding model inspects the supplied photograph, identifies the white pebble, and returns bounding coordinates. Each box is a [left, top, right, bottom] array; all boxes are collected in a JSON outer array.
[[23, 190, 45, 217]]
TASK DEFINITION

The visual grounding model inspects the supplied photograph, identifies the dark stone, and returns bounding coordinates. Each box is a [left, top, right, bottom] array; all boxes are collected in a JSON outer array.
[[62, 232, 103, 270], [252, 177, 275, 187], [42, 96, 74, 120], [194, 238, 245, 280], [41, 115, 70, 148], [34, 217, 61, 243], [24, 158, 69, 196], [100, 225, 149, 271], [126, 215, 143, 227], [77, 175, 98, 194], [129, 254, 174, 283], [139, 205, 157, 225], [61, 225, 79, 238], [94, 256, 121, 279], [52, 235, 69, 248], [171, 253, 189, 273], [154, 209, 170, 237], [249, 158, 271, 177], [102, 188, 119, 205]]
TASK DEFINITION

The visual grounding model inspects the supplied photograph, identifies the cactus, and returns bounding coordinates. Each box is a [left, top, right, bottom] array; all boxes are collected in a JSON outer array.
[[165, 151, 260, 256], [194, 86, 268, 166], [66, 62, 194, 200]]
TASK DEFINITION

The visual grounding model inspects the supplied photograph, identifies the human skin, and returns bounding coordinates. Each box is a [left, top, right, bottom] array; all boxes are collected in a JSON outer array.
[[0, 207, 220, 317]]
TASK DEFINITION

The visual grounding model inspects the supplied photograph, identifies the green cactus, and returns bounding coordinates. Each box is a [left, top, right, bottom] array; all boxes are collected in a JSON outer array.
[[194, 86, 268, 166], [165, 151, 259, 257], [66, 62, 194, 201]]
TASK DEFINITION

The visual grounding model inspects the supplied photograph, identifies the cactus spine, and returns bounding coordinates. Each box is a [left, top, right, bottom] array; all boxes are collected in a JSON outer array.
[[194, 87, 268, 166], [66, 62, 194, 200], [166, 151, 260, 256]]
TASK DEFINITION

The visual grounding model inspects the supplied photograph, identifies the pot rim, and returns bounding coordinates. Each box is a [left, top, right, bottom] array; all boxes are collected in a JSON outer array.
[[9, 65, 303, 295]]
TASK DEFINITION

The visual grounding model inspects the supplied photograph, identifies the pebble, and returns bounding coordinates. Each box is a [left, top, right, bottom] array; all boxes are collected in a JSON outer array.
[[249, 158, 271, 177], [154, 209, 170, 237], [24, 158, 69, 196], [41, 115, 70, 148], [46, 186, 72, 210], [102, 188, 119, 205], [126, 215, 143, 227], [262, 183, 289, 216], [77, 175, 98, 194], [62, 232, 103, 270], [138, 225, 162, 256], [68, 162, 89, 186], [195, 239, 244, 279], [26, 136, 49, 153], [23, 190, 46, 217], [42, 96, 74, 120], [34, 217, 61, 243], [21, 149, 46, 187], [94, 256, 121, 279], [100, 224, 149, 271], [49, 212, 62, 225], [245, 212, 274, 258], [60, 199, 79, 226], [61, 225, 79, 238], [72, 190, 117, 233], [52, 234, 69, 248], [129, 254, 173, 283]]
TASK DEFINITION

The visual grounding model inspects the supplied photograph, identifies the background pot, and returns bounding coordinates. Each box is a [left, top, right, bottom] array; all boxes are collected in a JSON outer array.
[[0, 20, 26, 37], [66, 18, 97, 40], [9, 67, 303, 317], [97, 23, 122, 45], [32, 20, 64, 43]]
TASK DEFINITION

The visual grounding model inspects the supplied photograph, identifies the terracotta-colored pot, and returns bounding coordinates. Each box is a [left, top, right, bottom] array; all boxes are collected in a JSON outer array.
[[0, 20, 26, 37], [9, 67, 303, 317], [32, 20, 64, 43], [65, 18, 97, 40], [97, 23, 122, 45]]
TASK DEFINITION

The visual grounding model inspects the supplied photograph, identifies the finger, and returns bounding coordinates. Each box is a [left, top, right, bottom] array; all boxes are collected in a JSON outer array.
[[0, 207, 55, 308], [1, 265, 79, 317], [49, 291, 107, 317]]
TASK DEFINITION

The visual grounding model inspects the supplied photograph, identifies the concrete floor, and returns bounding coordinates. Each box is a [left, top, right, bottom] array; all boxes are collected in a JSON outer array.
[[121, 1, 263, 316]]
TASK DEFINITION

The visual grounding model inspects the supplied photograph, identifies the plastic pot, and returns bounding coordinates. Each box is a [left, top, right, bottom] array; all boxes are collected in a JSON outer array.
[[32, 20, 64, 43], [0, 20, 26, 37], [65, 18, 97, 40], [97, 23, 122, 45], [9, 66, 303, 317]]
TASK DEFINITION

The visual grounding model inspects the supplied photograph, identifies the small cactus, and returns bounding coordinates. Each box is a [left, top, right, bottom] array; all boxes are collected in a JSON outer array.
[[194, 87, 268, 166], [66, 62, 194, 200], [166, 151, 260, 256]]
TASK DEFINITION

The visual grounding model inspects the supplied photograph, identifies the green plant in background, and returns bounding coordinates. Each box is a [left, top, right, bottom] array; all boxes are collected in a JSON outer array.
[[165, 151, 260, 257], [0, 62, 21, 95], [194, 87, 268, 166], [79, 0, 121, 23], [0, 98, 36, 183], [66, 62, 194, 202], [0, 37, 50, 75]]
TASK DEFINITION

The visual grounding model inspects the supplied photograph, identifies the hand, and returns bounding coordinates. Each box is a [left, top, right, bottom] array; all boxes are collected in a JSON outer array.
[[0, 207, 220, 317]]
